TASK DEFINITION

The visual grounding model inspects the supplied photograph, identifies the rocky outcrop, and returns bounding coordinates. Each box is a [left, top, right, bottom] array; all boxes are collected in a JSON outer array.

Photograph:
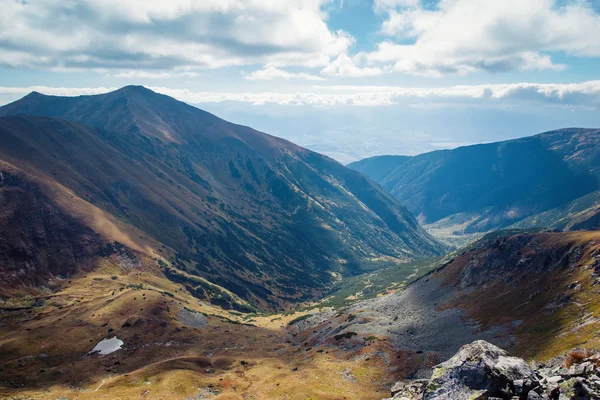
[[426, 340, 537, 399], [385, 340, 600, 400]]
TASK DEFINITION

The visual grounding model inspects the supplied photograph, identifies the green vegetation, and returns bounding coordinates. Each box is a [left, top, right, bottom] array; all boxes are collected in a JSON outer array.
[[510, 189, 600, 231], [124, 283, 145, 291], [319, 257, 443, 308], [164, 268, 258, 313], [288, 314, 312, 326], [334, 332, 357, 340]]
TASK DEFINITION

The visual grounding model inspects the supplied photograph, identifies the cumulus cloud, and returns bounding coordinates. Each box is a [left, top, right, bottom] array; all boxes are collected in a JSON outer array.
[[0, 0, 353, 71], [2, 0, 599, 80], [374, 0, 421, 11], [244, 67, 324, 81], [110, 70, 200, 79], [0, 86, 118, 97], [365, 0, 600, 76], [321, 54, 386, 77], [317, 81, 600, 106], [1, 81, 600, 107]]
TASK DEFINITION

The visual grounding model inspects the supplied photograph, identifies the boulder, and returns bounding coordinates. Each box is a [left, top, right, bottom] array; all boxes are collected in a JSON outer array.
[[527, 391, 543, 399], [391, 381, 406, 396], [384, 341, 600, 400], [557, 377, 594, 400], [423, 340, 538, 399], [386, 379, 428, 399]]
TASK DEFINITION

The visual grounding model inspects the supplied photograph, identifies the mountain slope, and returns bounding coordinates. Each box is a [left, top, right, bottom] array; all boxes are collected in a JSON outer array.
[[510, 189, 600, 231], [0, 164, 105, 292], [348, 128, 600, 242], [298, 229, 600, 382], [0, 87, 443, 310]]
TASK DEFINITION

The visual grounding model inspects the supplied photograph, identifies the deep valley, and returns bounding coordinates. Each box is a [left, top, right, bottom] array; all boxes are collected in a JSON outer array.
[[2, 87, 600, 400]]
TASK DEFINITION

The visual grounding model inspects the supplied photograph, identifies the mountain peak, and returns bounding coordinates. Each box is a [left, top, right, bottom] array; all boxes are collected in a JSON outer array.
[[116, 85, 156, 96], [24, 90, 46, 99]]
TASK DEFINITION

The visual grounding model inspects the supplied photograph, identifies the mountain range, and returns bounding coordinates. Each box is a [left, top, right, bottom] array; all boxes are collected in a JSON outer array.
[[349, 129, 600, 246], [0, 86, 443, 311], [2, 86, 600, 399]]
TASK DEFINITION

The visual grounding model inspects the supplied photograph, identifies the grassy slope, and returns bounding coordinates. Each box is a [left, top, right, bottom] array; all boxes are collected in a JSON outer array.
[[0, 261, 396, 400], [436, 230, 600, 361]]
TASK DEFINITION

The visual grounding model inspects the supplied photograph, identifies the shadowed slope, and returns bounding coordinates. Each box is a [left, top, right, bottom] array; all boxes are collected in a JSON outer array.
[[0, 87, 443, 310], [349, 129, 600, 239]]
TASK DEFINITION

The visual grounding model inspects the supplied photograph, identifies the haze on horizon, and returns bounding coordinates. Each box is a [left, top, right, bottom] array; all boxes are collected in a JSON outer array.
[[1, 0, 600, 163]]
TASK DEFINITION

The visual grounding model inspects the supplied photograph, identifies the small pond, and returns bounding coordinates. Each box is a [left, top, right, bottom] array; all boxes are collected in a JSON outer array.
[[89, 336, 124, 355]]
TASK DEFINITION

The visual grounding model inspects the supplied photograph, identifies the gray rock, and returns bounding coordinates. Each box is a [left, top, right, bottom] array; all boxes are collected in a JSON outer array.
[[383, 340, 600, 400], [568, 363, 587, 377], [423, 340, 537, 399], [546, 376, 563, 385], [391, 379, 428, 399], [515, 379, 538, 395], [590, 379, 600, 390], [557, 377, 592, 399], [527, 391, 543, 399], [391, 381, 406, 396]]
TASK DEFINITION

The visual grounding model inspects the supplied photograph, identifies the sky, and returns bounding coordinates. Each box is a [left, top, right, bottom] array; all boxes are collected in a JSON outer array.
[[1, 0, 600, 163]]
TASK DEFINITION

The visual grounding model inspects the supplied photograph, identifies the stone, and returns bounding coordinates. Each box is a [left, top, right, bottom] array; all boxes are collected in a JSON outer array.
[[590, 380, 600, 390], [527, 391, 543, 399], [558, 377, 591, 399], [547, 376, 563, 384], [391, 381, 406, 395], [391, 379, 428, 399], [568, 363, 587, 377], [383, 341, 600, 400], [515, 378, 538, 395], [423, 340, 537, 399]]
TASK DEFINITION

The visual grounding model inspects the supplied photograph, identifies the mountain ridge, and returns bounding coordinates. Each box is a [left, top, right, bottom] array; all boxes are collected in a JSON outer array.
[[348, 128, 600, 244], [0, 87, 444, 310]]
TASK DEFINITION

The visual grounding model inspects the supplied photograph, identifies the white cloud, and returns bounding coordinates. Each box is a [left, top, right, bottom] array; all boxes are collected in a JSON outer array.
[[321, 54, 386, 77], [1, 81, 600, 107], [2, 0, 599, 80], [244, 67, 324, 81], [0, 86, 118, 97], [111, 70, 200, 79], [0, 0, 353, 70], [366, 0, 600, 76], [380, 7, 442, 37], [374, 0, 421, 11]]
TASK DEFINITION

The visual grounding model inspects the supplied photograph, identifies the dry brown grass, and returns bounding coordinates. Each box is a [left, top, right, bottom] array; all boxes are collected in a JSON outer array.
[[564, 349, 598, 368], [0, 261, 395, 400]]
